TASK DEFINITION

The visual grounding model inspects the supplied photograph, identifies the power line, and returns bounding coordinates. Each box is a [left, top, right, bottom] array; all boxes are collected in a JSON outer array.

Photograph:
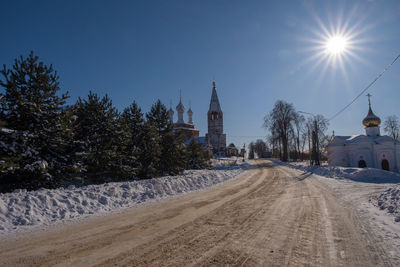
[[328, 53, 400, 122]]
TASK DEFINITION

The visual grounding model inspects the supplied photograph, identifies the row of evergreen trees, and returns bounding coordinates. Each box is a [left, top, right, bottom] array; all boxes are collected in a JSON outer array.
[[0, 52, 210, 192]]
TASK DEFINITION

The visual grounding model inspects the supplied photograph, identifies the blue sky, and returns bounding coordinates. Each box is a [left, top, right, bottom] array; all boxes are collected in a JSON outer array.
[[1, 0, 399, 147]]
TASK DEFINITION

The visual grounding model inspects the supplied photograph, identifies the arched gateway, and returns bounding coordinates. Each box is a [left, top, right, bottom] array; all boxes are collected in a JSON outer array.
[[381, 159, 389, 171], [358, 160, 366, 168]]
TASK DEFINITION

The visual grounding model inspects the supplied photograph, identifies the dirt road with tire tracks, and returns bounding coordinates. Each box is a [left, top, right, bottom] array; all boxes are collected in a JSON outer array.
[[0, 161, 391, 266]]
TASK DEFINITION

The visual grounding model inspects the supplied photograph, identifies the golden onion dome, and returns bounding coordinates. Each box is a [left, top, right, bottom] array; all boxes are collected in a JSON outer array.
[[362, 105, 381, 128]]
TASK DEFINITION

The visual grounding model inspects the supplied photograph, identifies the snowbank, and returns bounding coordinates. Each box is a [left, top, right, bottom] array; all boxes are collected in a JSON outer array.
[[271, 159, 400, 183], [370, 186, 400, 222], [0, 162, 251, 235]]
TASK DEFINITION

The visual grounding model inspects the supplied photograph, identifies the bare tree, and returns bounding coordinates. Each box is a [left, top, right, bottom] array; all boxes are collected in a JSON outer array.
[[312, 115, 329, 165], [384, 115, 400, 140], [264, 100, 296, 162], [292, 112, 305, 161], [301, 114, 329, 165], [254, 139, 268, 158], [300, 130, 308, 160]]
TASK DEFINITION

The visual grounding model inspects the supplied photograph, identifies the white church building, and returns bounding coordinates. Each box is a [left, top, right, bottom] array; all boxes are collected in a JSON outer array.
[[327, 96, 400, 172]]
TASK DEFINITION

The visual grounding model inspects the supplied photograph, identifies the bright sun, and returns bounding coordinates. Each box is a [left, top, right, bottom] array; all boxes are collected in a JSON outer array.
[[326, 36, 347, 55]]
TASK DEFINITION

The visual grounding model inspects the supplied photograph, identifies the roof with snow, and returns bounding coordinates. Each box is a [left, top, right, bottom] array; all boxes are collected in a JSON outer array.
[[329, 134, 400, 146]]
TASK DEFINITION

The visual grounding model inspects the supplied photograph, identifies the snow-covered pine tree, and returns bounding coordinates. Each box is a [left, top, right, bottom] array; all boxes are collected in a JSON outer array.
[[146, 100, 185, 175], [0, 52, 68, 191], [58, 105, 81, 181], [120, 101, 145, 177], [73, 92, 124, 183], [136, 121, 161, 179]]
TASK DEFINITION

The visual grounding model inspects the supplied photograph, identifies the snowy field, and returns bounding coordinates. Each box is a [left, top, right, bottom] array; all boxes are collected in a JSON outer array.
[[272, 159, 400, 260], [0, 159, 251, 236]]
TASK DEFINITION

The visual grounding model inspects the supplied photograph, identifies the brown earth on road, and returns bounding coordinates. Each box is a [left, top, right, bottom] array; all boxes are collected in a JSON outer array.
[[0, 161, 390, 266]]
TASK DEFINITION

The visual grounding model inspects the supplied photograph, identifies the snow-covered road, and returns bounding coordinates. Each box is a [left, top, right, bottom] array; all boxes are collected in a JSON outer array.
[[0, 160, 396, 266], [274, 159, 400, 264]]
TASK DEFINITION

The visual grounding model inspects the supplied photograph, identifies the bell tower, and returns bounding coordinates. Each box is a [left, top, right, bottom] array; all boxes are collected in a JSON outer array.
[[206, 80, 226, 154]]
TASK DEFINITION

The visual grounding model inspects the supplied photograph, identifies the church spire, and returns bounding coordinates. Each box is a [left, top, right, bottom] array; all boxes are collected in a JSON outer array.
[[187, 100, 193, 124], [176, 90, 185, 123], [209, 80, 222, 112]]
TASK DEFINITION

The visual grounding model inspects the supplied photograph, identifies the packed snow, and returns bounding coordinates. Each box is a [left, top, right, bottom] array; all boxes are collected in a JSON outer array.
[[0, 160, 251, 236], [370, 186, 400, 222], [271, 159, 400, 264], [272, 159, 400, 220], [272, 159, 400, 183]]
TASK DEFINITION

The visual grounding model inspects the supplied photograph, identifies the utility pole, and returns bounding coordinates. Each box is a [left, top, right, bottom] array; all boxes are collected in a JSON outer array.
[[242, 143, 246, 162], [313, 118, 320, 165]]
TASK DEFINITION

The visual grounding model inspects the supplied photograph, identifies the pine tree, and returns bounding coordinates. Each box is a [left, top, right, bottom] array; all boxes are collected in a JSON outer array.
[[73, 92, 123, 183], [185, 139, 211, 169], [0, 95, 5, 128], [146, 100, 185, 175], [136, 121, 161, 179], [0, 52, 68, 190], [120, 101, 145, 176], [58, 105, 81, 181]]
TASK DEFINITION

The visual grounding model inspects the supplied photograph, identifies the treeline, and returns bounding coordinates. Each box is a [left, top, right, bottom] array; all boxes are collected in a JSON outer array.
[[263, 100, 330, 163], [248, 139, 268, 159], [0, 52, 210, 192], [263, 101, 400, 163]]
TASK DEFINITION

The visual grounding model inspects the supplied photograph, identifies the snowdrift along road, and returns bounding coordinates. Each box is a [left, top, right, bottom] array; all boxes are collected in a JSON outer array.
[[0, 162, 250, 235]]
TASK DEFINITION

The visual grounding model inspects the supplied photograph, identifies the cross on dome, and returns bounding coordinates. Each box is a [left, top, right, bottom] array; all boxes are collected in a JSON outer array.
[[362, 93, 381, 128]]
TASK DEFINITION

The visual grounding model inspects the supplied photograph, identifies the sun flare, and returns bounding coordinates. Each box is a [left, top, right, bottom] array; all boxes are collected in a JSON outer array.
[[326, 36, 347, 55], [298, 5, 369, 78]]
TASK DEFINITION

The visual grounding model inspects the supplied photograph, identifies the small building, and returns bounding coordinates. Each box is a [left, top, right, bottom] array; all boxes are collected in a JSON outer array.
[[327, 95, 400, 172], [240, 145, 246, 158], [226, 143, 239, 157]]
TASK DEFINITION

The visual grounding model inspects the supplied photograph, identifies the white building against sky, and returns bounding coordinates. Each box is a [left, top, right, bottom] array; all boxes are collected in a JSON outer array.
[[327, 95, 400, 172]]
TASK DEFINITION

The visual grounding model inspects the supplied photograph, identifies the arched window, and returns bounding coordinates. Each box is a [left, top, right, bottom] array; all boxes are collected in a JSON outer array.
[[358, 160, 366, 168], [381, 159, 389, 171]]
